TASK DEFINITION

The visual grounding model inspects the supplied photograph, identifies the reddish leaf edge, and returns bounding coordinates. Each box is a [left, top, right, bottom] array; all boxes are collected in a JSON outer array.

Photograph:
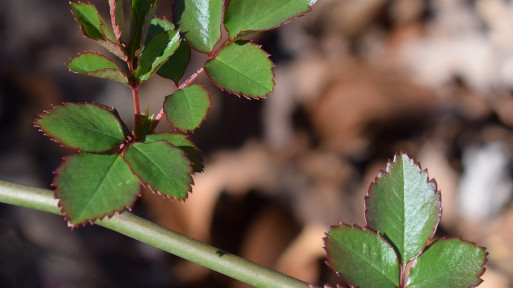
[[363, 151, 442, 263], [323, 223, 400, 288], [411, 237, 488, 288], [34, 102, 126, 153], [108, 0, 123, 42], [66, 51, 129, 83], [163, 84, 213, 133], [223, 0, 316, 41], [121, 140, 195, 202], [71, 2, 127, 60], [144, 132, 204, 172], [50, 153, 142, 229], [204, 41, 276, 100], [172, 1, 224, 55]]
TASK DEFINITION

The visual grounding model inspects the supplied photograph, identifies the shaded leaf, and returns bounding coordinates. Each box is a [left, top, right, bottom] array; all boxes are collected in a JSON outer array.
[[406, 239, 487, 288], [71, 2, 127, 60], [157, 39, 191, 85], [145, 133, 203, 172], [224, 0, 313, 39], [127, 0, 159, 58], [174, 0, 223, 53], [109, 0, 125, 42], [54, 153, 140, 226], [135, 30, 180, 83], [164, 84, 211, 131], [365, 153, 441, 264], [325, 224, 400, 288], [205, 42, 274, 98], [145, 17, 175, 43], [35, 103, 126, 152], [124, 141, 193, 199], [67, 52, 128, 84]]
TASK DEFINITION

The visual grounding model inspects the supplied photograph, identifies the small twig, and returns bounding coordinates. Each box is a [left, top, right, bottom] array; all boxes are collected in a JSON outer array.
[[0, 180, 312, 288]]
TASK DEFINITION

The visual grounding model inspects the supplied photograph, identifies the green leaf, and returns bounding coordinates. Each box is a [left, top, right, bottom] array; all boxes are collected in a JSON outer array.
[[134, 110, 155, 138], [54, 153, 140, 226], [71, 2, 127, 61], [325, 224, 400, 288], [35, 103, 126, 152], [224, 0, 313, 39], [67, 52, 129, 84], [124, 141, 193, 199], [157, 39, 191, 85], [204, 42, 274, 98], [406, 239, 486, 288], [145, 18, 175, 43], [164, 84, 211, 132], [134, 30, 181, 83], [109, 0, 125, 42], [174, 0, 223, 53], [127, 0, 159, 58], [144, 133, 203, 172], [365, 153, 441, 264]]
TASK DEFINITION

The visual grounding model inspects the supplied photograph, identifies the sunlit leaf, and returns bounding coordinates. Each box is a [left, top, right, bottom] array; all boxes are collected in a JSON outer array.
[[365, 153, 441, 264], [164, 84, 211, 131], [406, 239, 486, 288], [54, 152, 140, 226], [36, 103, 126, 152], [224, 0, 313, 39], [204, 42, 274, 98], [325, 224, 400, 288], [174, 0, 223, 53], [124, 141, 193, 199], [67, 52, 128, 84], [135, 30, 180, 83], [145, 133, 203, 172]]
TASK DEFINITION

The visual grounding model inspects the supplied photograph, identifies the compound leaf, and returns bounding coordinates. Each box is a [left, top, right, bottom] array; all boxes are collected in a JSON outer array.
[[135, 30, 180, 83], [164, 84, 211, 132], [325, 224, 400, 288], [144, 133, 203, 172], [54, 153, 140, 227], [67, 52, 128, 84], [174, 0, 223, 53], [224, 0, 314, 40], [71, 2, 127, 60], [35, 103, 126, 152], [406, 239, 486, 288], [124, 141, 193, 199], [365, 153, 441, 264], [205, 42, 274, 98]]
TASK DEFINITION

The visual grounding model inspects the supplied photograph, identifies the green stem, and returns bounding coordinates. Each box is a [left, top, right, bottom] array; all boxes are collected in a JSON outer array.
[[0, 180, 312, 288]]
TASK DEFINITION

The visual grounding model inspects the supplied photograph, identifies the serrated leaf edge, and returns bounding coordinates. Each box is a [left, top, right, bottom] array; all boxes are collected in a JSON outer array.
[[144, 132, 204, 172], [323, 223, 400, 288], [122, 140, 195, 202], [71, 1, 127, 60], [205, 41, 276, 99], [363, 151, 442, 263], [223, 0, 315, 40], [408, 237, 488, 288], [51, 152, 142, 229], [66, 51, 129, 84], [34, 102, 126, 153], [163, 84, 212, 132]]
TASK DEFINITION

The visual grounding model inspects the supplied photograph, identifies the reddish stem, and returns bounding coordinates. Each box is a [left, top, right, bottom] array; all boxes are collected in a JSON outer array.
[[132, 85, 141, 128], [178, 66, 204, 90], [399, 264, 406, 288]]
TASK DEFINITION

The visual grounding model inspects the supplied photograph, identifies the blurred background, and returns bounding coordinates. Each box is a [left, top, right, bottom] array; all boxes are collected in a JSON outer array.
[[1, 0, 513, 287]]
